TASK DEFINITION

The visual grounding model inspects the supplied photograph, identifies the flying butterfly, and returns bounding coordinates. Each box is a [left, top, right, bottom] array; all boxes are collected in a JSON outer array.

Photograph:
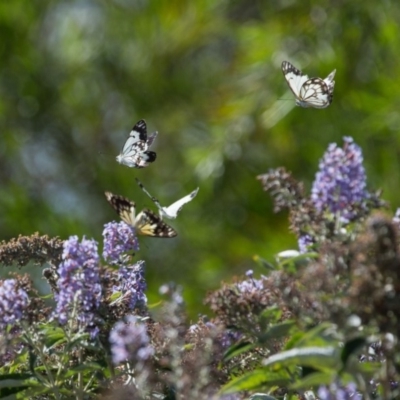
[[116, 119, 158, 168], [281, 61, 336, 109], [135, 178, 199, 220], [104, 191, 177, 238]]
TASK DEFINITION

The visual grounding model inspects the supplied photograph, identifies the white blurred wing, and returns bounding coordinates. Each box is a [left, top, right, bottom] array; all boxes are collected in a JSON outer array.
[[135, 178, 199, 219], [324, 69, 336, 85], [161, 188, 199, 219], [281, 61, 310, 99], [146, 131, 158, 147], [116, 120, 157, 168]]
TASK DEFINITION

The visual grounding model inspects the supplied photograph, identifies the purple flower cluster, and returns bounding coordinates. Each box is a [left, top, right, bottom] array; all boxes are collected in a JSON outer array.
[[109, 315, 154, 365], [103, 221, 139, 264], [54, 236, 102, 337], [0, 279, 28, 330], [318, 382, 361, 400], [113, 261, 147, 309], [311, 137, 368, 223], [236, 270, 265, 293]]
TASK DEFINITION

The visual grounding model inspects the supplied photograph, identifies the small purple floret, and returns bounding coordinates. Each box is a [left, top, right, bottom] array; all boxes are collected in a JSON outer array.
[[298, 234, 314, 253]]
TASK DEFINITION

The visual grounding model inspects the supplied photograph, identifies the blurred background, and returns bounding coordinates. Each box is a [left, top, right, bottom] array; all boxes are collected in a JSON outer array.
[[1, 0, 400, 317]]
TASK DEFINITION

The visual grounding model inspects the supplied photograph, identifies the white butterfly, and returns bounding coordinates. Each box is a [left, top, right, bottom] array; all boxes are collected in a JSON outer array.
[[135, 178, 199, 219], [116, 120, 158, 168], [281, 61, 336, 109]]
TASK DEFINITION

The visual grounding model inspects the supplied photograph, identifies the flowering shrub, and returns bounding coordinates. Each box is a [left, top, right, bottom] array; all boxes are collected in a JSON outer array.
[[0, 137, 399, 399]]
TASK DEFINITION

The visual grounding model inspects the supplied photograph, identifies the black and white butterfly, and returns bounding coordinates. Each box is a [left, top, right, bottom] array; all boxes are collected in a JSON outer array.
[[105, 191, 177, 238], [281, 61, 336, 109], [116, 120, 158, 168], [135, 178, 199, 220]]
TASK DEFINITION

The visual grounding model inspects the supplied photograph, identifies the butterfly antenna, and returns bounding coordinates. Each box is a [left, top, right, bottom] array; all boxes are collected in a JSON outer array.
[[135, 178, 161, 204]]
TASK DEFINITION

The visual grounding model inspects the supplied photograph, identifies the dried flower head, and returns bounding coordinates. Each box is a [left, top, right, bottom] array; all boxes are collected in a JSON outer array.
[[257, 167, 305, 212], [0, 233, 63, 267]]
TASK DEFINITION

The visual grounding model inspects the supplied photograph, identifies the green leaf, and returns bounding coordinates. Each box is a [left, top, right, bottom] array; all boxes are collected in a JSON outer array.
[[263, 346, 339, 371], [223, 342, 255, 362], [0, 373, 33, 387], [285, 323, 337, 349], [253, 255, 276, 271], [0, 374, 37, 399], [39, 325, 67, 348], [248, 394, 278, 400], [220, 368, 291, 395], [341, 337, 366, 365], [0, 386, 31, 399], [290, 371, 336, 389], [66, 332, 90, 351], [259, 320, 295, 343], [259, 306, 281, 321]]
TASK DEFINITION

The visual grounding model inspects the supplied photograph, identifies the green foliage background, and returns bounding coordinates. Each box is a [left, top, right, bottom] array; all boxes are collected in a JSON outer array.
[[1, 0, 400, 316]]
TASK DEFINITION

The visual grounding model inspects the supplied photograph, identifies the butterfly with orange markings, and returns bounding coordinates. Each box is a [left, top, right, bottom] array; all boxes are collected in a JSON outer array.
[[105, 192, 177, 238]]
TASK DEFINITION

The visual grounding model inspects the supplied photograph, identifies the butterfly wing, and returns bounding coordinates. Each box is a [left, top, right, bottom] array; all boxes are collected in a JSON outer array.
[[299, 78, 333, 109], [133, 151, 157, 168], [104, 192, 136, 226], [324, 69, 336, 85], [121, 120, 148, 153], [162, 188, 200, 219], [135, 209, 177, 237], [129, 119, 148, 142], [281, 61, 310, 99], [146, 131, 158, 148]]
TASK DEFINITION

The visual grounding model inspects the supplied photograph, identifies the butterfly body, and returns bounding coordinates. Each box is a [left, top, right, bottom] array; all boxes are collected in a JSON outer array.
[[116, 120, 158, 168], [135, 178, 199, 219], [105, 192, 177, 238], [281, 61, 336, 109]]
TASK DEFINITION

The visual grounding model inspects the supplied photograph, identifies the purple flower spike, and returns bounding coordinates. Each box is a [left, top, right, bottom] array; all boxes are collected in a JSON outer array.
[[0, 279, 28, 330], [103, 221, 139, 264], [311, 137, 368, 223], [113, 261, 147, 309], [109, 315, 154, 365], [54, 236, 102, 337]]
